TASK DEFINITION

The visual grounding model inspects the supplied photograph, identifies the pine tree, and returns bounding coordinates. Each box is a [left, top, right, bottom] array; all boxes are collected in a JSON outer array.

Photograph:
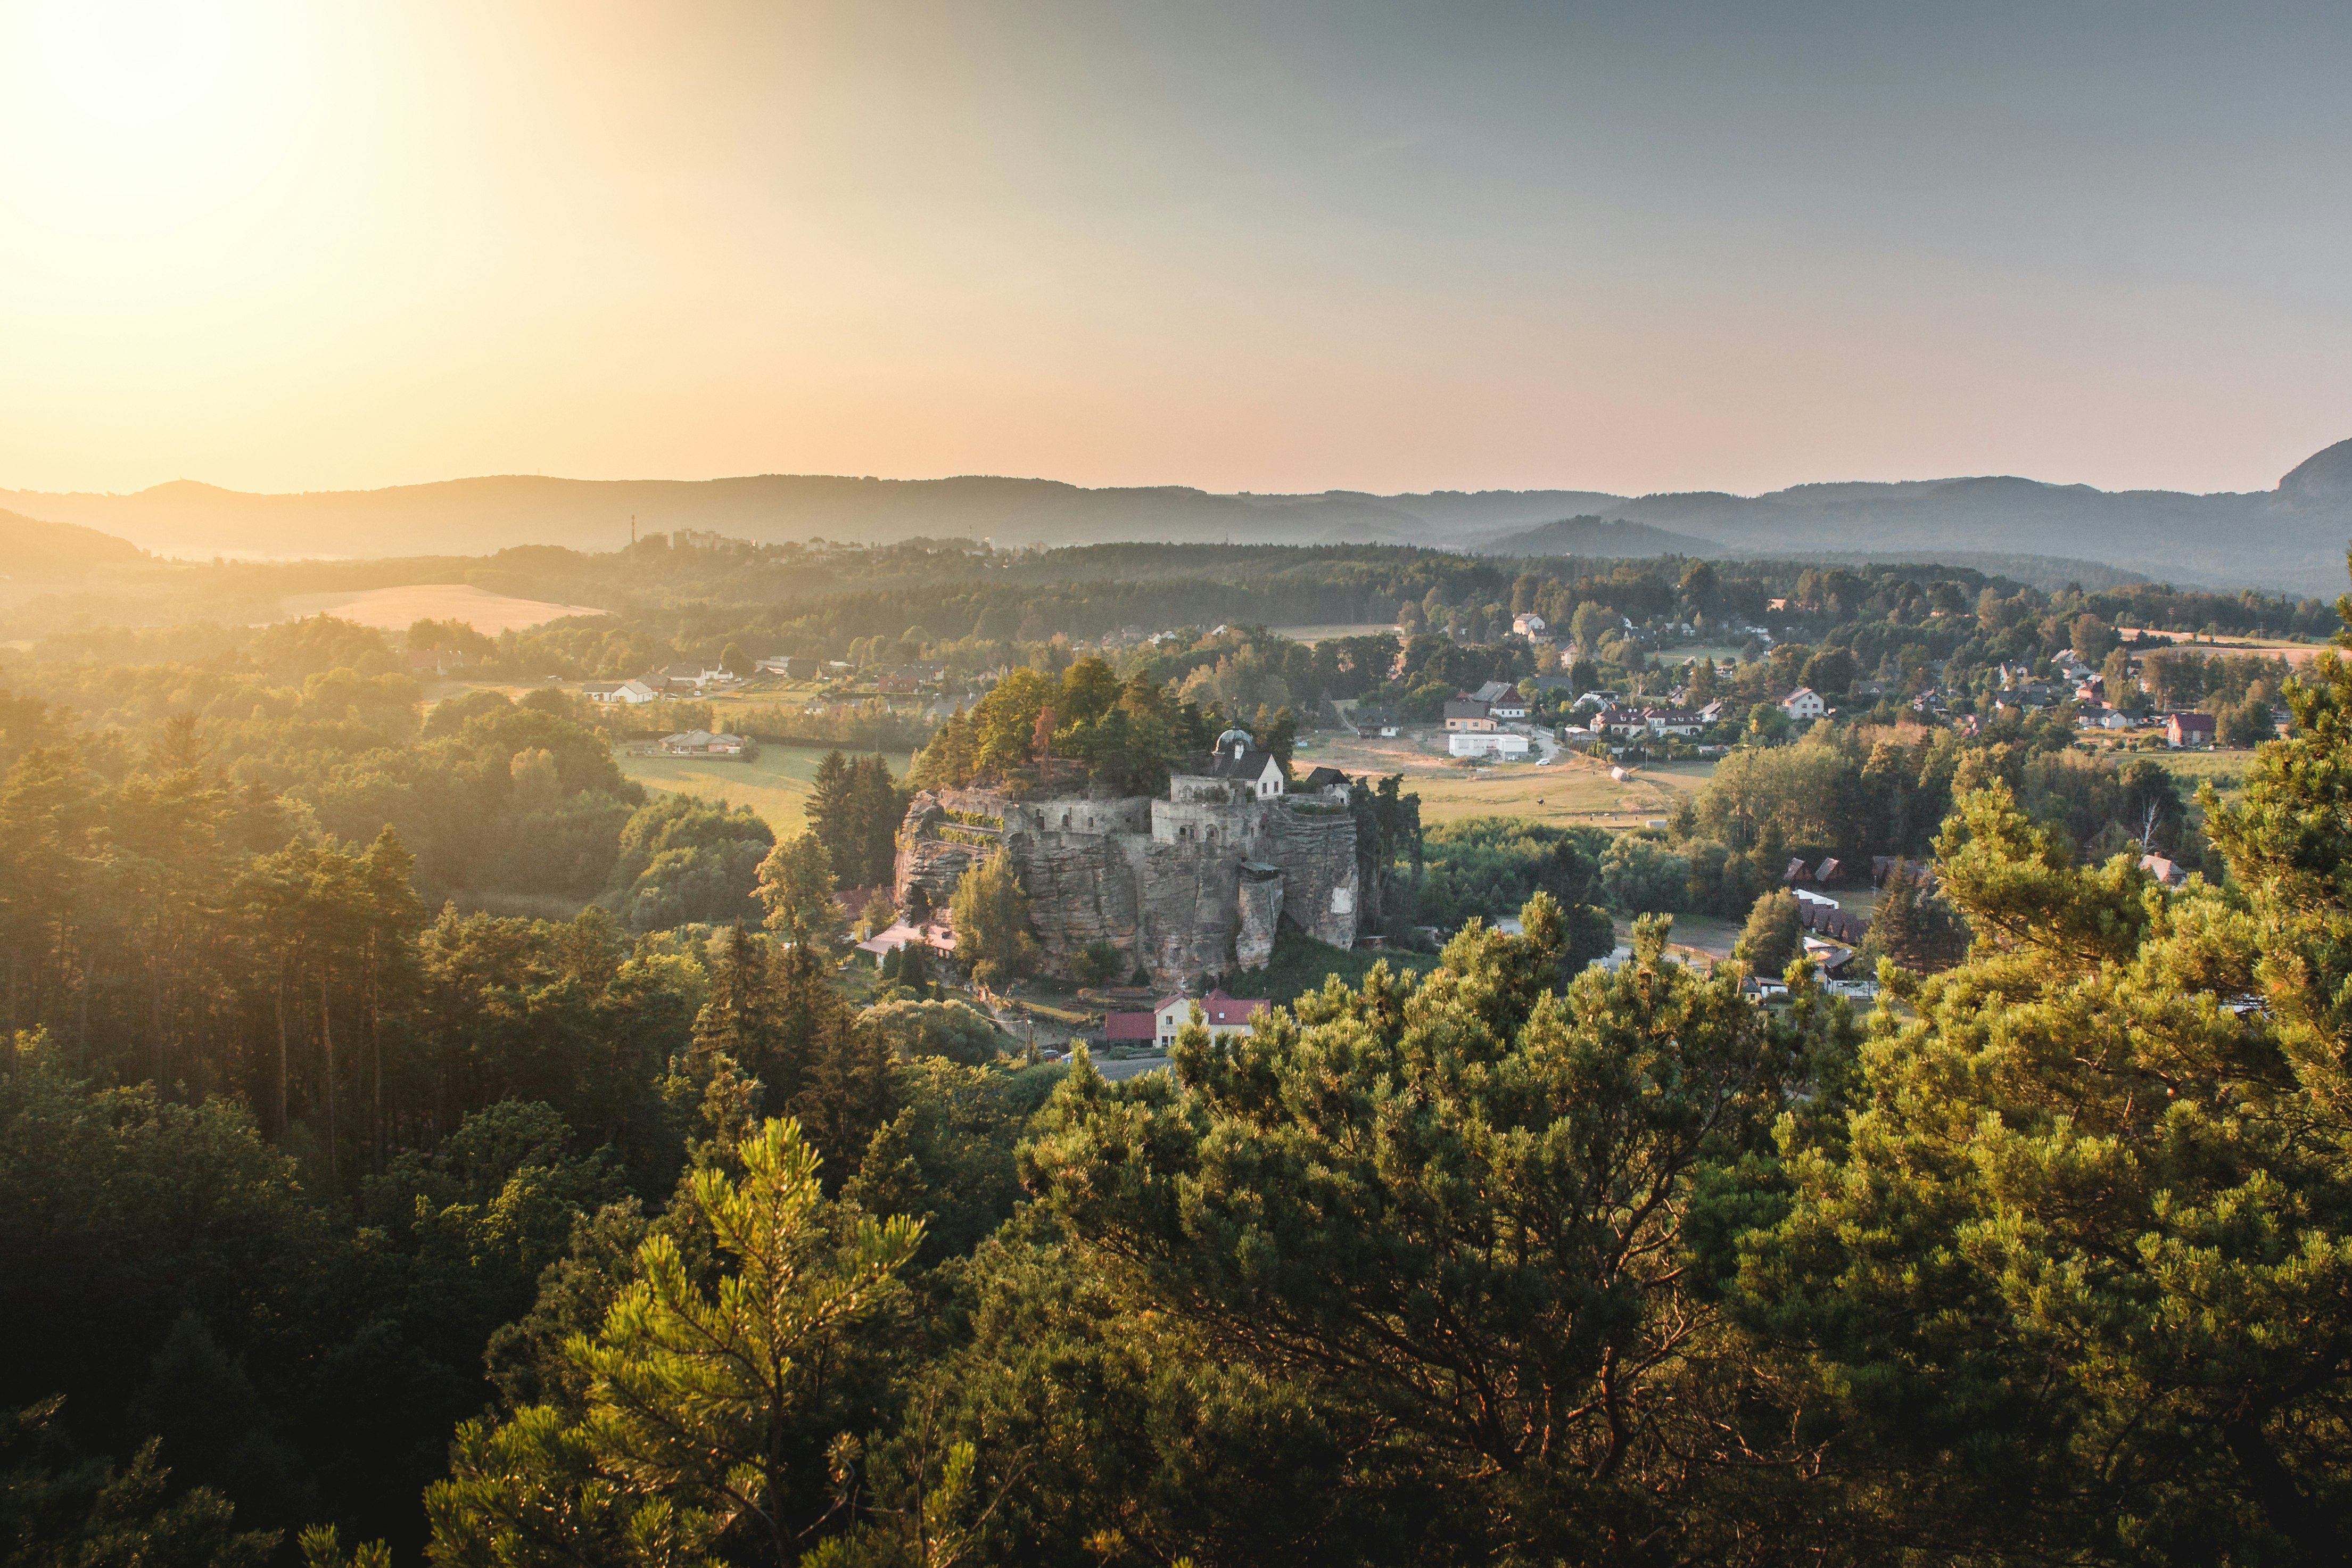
[[808, 750, 855, 874], [788, 1006, 898, 1187], [427, 1119, 921, 1568], [844, 755, 904, 889]]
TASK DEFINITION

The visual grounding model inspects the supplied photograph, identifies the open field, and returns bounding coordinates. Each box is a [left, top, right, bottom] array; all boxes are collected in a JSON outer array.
[[1668, 645, 1756, 667], [2141, 747, 2251, 806], [1297, 729, 1714, 829], [1272, 622, 1400, 645], [2118, 629, 2335, 666], [2076, 739, 2255, 804], [283, 582, 609, 632], [612, 742, 903, 838]]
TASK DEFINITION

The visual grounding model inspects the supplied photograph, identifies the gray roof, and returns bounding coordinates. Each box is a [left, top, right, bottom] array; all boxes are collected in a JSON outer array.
[[1185, 746, 1281, 781], [1471, 680, 1513, 704]]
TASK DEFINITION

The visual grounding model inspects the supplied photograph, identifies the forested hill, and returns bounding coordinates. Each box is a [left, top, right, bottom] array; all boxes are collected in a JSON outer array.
[[0, 475, 1623, 562], [7, 434, 2350, 594], [0, 507, 147, 577]]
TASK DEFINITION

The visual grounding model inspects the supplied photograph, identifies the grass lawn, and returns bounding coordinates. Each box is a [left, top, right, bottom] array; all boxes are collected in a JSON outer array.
[[1297, 730, 1715, 830], [612, 742, 903, 838], [1631, 911, 1741, 965]]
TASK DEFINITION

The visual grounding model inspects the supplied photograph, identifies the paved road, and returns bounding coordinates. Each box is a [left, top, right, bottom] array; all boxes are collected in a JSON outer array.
[[1092, 1054, 1171, 1082]]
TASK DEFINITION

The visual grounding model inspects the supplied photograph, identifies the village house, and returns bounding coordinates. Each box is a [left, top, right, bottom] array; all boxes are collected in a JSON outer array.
[[2165, 711, 2217, 749], [1156, 988, 1270, 1046], [1640, 708, 1704, 738], [1587, 705, 1648, 738], [1100, 989, 1270, 1051], [1443, 695, 1497, 732], [1184, 732, 1286, 799], [583, 678, 659, 705], [1512, 612, 1550, 640], [1489, 690, 1530, 721], [655, 730, 749, 757], [654, 661, 737, 694], [854, 911, 953, 966], [1779, 687, 1827, 722]]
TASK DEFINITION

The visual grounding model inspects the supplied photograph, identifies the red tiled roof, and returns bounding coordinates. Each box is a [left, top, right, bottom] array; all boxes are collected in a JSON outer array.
[[1200, 987, 1269, 1027], [1102, 1011, 1157, 1042]]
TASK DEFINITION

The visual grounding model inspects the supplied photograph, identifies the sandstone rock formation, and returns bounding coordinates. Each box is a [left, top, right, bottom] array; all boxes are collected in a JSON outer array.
[[893, 772, 1359, 987]]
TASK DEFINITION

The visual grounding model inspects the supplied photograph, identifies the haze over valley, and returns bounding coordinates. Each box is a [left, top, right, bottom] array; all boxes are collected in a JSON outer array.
[[10, 431, 2352, 596]]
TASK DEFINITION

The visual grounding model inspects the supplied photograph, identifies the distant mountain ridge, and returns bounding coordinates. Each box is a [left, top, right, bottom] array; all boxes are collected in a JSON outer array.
[[6, 438, 2350, 595]]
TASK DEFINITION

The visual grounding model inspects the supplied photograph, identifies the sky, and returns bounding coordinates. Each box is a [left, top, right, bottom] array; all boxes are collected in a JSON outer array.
[[3, 0, 2350, 500]]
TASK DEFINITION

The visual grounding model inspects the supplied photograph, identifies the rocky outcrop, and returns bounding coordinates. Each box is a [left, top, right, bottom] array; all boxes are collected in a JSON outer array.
[[894, 782, 1358, 987], [1266, 807, 1359, 949], [1236, 863, 1283, 969]]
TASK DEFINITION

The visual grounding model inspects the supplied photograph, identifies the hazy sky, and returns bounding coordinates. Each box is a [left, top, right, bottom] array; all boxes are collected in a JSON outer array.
[[4, 1, 2349, 498]]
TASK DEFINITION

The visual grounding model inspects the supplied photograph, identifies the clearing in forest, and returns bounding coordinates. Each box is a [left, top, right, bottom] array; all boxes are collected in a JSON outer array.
[[279, 582, 609, 633], [613, 743, 902, 839]]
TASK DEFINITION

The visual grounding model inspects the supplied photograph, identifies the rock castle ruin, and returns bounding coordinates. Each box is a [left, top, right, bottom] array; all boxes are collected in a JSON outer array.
[[892, 731, 1360, 986]]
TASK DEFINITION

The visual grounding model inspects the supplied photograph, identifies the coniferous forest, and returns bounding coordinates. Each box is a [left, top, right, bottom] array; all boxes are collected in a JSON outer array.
[[3, 543, 2349, 1568]]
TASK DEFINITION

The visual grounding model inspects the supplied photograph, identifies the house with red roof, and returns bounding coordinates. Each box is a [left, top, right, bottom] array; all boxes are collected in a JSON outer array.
[[1102, 988, 1272, 1051]]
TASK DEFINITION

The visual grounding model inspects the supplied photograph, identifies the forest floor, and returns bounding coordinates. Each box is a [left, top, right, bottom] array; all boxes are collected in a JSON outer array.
[[1299, 729, 1716, 830]]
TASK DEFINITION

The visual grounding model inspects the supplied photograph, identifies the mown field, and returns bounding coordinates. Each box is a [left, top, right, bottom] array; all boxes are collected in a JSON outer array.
[[1297, 730, 1714, 829], [280, 582, 609, 632], [1271, 622, 1402, 644], [612, 742, 903, 838]]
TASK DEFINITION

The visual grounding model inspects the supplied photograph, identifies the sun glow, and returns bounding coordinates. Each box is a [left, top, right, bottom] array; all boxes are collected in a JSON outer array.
[[0, 1, 359, 281]]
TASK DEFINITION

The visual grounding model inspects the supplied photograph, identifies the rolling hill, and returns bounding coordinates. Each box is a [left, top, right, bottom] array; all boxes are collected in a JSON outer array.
[[0, 507, 149, 579], [5, 437, 2350, 595]]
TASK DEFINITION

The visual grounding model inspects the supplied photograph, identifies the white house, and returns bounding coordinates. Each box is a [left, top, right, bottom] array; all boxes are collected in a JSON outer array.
[[1182, 733, 1286, 798], [1489, 692, 1530, 721], [583, 679, 659, 705], [1512, 613, 1550, 640], [1151, 988, 1269, 1047], [1641, 708, 1705, 737], [1448, 731, 1531, 759], [1780, 687, 1827, 721]]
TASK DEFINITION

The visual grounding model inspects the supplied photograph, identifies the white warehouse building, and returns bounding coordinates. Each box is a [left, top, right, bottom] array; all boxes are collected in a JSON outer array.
[[1448, 731, 1531, 760]]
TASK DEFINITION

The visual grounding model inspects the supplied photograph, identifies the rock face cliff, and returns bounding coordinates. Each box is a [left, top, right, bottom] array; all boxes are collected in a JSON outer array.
[[894, 780, 1359, 986]]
